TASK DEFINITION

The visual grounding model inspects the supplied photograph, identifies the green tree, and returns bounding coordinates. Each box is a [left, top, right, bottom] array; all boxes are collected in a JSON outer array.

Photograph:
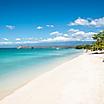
[[92, 30, 104, 50]]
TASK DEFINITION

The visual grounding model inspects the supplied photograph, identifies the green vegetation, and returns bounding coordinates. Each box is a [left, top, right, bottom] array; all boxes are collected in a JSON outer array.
[[92, 30, 104, 51], [75, 44, 92, 49], [76, 30, 104, 51]]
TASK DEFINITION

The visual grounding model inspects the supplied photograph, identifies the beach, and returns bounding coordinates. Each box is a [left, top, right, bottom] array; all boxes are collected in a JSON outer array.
[[0, 48, 82, 99], [0, 53, 104, 104]]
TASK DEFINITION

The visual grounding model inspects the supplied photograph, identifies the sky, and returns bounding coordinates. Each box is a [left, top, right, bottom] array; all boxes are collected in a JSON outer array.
[[0, 0, 104, 44]]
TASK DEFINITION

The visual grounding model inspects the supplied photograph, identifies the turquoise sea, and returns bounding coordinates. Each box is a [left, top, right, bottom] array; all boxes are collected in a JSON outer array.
[[0, 48, 82, 99]]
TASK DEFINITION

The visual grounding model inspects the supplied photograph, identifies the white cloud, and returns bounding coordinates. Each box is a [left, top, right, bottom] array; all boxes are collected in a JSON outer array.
[[90, 17, 104, 27], [69, 17, 89, 26], [68, 29, 96, 41], [50, 31, 63, 36], [0, 29, 96, 45], [36, 26, 43, 30], [69, 17, 104, 27], [0, 36, 70, 45], [50, 29, 96, 41], [63, 34, 69, 37], [6, 25, 15, 30], [3, 38, 8, 41], [41, 36, 70, 42], [16, 38, 21, 41], [46, 25, 50, 27], [0, 42, 13, 45], [68, 28, 79, 33], [26, 38, 34, 40], [50, 25, 54, 27], [46, 25, 54, 27]]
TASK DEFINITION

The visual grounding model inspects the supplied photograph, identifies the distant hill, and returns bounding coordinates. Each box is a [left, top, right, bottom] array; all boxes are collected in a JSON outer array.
[[0, 41, 94, 48]]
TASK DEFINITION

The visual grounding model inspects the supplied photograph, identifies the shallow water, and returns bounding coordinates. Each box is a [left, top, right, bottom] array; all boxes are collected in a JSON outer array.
[[0, 48, 82, 99]]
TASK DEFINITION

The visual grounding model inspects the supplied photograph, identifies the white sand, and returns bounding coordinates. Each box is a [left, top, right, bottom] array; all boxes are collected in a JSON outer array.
[[0, 53, 104, 104]]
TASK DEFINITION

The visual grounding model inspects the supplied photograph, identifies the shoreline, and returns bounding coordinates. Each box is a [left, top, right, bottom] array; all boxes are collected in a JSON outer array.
[[0, 52, 104, 104], [0, 51, 82, 100]]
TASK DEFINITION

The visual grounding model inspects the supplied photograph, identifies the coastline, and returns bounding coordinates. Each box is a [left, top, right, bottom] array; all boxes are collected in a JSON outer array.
[[0, 50, 82, 100], [0, 52, 104, 104]]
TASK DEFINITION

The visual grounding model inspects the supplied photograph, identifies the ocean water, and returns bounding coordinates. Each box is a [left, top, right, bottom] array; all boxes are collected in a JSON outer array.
[[0, 48, 83, 99]]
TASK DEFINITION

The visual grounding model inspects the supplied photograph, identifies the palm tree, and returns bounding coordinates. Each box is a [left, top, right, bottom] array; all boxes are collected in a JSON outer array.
[[92, 30, 104, 50], [93, 31, 104, 41]]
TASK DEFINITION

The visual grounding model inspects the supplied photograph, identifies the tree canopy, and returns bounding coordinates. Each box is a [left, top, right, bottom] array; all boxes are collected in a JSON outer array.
[[75, 30, 104, 51], [92, 30, 104, 51]]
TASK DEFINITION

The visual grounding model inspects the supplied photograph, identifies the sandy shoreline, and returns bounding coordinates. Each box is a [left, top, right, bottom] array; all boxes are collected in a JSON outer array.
[[0, 53, 104, 104]]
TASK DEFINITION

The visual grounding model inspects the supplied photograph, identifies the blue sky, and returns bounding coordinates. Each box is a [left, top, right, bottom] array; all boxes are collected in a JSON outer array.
[[0, 0, 104, 44]]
